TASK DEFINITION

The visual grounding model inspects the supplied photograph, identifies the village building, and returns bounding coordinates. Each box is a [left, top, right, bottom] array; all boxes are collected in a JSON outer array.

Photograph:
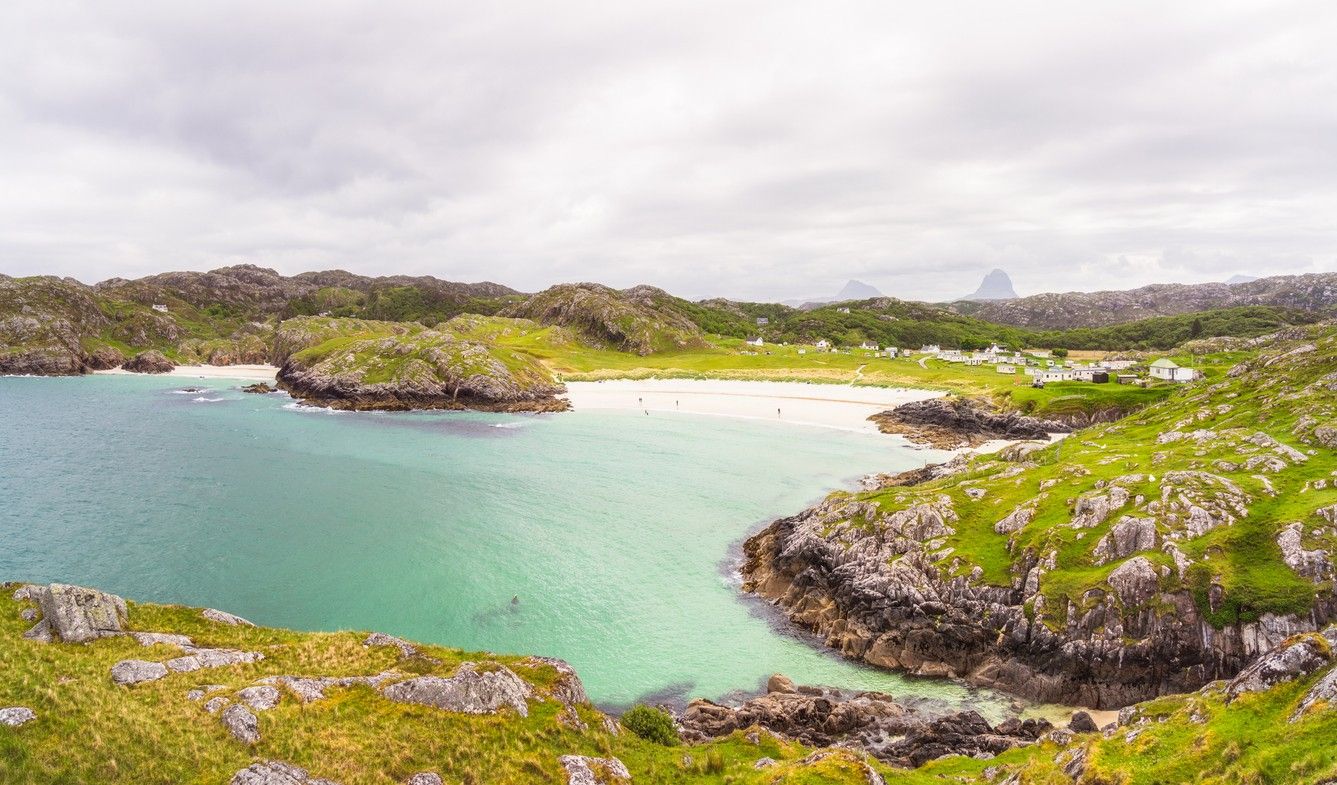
[[1104, 359, 1137, 370], [859, 341, 879, 351], [919, 344, 940, 354], [1149, 358, 1199, 382], [1038, 368, 1073, 383], [965, 357, 984, 366], [996, 363, 1017, 374], [814, 339, 831, 351], [1116, 374, 1139, 385], [1073, 368, 1111, 383]]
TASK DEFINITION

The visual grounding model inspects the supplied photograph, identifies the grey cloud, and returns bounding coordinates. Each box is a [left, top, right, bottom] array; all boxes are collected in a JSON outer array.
[[0, 0, 1334, 302]]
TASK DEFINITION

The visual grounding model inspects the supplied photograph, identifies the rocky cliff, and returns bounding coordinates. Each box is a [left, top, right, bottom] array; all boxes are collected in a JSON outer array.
[[744, 323, 1337, 708]]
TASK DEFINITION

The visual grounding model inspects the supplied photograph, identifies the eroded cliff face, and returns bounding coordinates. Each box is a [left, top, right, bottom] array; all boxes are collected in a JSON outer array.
[[743, 494, 1336, 708]]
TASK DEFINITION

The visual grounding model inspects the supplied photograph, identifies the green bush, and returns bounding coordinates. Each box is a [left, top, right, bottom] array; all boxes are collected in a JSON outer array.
[[620, 704, 679, 746]]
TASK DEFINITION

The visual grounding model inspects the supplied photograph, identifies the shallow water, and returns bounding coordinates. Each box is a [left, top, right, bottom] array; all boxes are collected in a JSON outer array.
[[0, 374, 1019, 716]]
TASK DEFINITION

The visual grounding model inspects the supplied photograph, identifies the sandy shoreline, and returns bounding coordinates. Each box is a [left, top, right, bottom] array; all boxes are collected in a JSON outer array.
[[562, 378, 942, 434], [94, 364, 279, 381]]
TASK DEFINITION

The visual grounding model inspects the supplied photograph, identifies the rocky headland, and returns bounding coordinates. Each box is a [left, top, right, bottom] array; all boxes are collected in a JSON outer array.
[[744, 324, 1337, 709], [868, 396, 1070, 449]]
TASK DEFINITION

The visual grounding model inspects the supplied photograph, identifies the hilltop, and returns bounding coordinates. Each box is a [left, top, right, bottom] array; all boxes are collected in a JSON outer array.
[[961, 269, 1019, 301], [951, 272, 1337, 329], [744, 322, 1337, 709]]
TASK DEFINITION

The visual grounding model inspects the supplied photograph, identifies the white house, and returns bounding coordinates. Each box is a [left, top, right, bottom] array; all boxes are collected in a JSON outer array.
[[996, 364, 1017, 374], [859, 341, 879, 351], [815, 339, 831, 351], [940, 349, 965, 362], [1038, 368, 1073, 382], [965, 357, 984, 366], [920, 344, 940, 354], [151, 304, 169, 313], [1149, 358, 1199, 382], [745, 336, 764, 347]]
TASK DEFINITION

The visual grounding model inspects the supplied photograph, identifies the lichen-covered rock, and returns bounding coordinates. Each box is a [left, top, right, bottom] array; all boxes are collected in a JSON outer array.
[[558, 754, 631, 785], [34, 584, 128, 643], [404, 774, 443, 785], [1226, 631, 1336, 699], [381, 663, 532, 716], [221, 703, 260, 744], [166, 648, 264, 673], [1289, 664, 1337, 721], [229, 760, 339, 785], [111, 659, 169, 685], [363, 632, 417, 658], [1092, 517, 1158, 565], [1277, 523, 1333, 583], [202, 608, 255, 627], [130, 631, 194, 648], [237, 685, 282, 711], [0, 707, 36, 727]]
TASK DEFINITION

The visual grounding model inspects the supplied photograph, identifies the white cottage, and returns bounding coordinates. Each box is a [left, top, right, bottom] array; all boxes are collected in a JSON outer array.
[[1149, 358, 1199, 382]]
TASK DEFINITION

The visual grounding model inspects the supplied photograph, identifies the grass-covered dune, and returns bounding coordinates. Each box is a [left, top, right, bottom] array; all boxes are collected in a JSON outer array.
[[744, 322, 1337, 708], [4, 584, 1336, 784]]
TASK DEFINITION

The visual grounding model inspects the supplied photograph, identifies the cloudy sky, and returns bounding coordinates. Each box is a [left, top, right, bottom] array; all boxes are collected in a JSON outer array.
[[2, 1, 1335, 301]]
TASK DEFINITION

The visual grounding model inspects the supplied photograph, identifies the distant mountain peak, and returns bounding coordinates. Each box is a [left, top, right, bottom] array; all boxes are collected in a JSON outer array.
[[836, 279, 882, 300], [963, 269, 1018, 301]]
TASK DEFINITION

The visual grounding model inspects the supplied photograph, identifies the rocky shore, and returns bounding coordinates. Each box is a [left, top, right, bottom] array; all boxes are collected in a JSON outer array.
[[868, 397, 1070, 449]]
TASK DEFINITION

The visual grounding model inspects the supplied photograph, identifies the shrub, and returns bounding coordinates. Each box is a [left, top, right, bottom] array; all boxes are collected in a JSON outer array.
[[620, 704, 679, 746]]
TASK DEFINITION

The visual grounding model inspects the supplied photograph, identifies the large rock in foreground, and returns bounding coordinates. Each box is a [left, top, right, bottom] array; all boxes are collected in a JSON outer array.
[[32, 583, 128, 643], [869, 397, 1069, 448]]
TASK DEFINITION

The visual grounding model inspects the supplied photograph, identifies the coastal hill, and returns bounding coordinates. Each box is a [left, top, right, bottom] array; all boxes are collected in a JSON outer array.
[[502, 283, 710, 356], [4, 581, 1335, 783], [951, 272, 1337, 329], [744, 322, 1337, 709]]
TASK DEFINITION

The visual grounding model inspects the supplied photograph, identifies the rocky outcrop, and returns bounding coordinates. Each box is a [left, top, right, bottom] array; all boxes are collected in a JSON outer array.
[[203, 608, 255, 626], [230, 760, 340, 785], [84, 346, 127, 370], [29, 583, 128, 643], [241, 382, 275, 394], [121, 350, 176, 374], [111, 659, 169, 685], [741, 491, 1337, 708], [221, 704, 260, 744], [381, 663, 532, 716], [678, 676, 1051, 767], [558, 755, 631, 785], [274, 317, 568, 412], [869, 397, 1068, 448], [1225, 630, 1337, 700]]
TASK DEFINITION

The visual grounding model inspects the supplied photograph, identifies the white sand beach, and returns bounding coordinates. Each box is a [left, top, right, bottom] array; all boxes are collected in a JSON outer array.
[[562, 378, 943, 434], [94, 364, 279, 381]]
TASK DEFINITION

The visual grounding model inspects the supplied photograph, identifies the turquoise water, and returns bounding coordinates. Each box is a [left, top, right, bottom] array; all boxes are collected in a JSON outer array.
[[0, 374, 1015, 715]]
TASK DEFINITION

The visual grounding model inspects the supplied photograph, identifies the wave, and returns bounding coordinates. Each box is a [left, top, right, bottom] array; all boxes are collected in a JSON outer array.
[[282, 402, 346, 414], [192, 396, 225, 403]]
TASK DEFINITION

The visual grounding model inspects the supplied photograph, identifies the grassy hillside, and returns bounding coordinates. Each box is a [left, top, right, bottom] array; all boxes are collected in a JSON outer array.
[[4, 586, 1335, 784], [842, 323, 1337, 633]]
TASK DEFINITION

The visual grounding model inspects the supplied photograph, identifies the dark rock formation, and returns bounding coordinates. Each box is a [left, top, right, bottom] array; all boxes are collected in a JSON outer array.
[[869, 397, 1069, 448], [84, 346, 127, 370], [122, 350, 175, 374], [678, 676, 1051, 767], [741, 494, 1337, 708], [241, 383, 275, 394]]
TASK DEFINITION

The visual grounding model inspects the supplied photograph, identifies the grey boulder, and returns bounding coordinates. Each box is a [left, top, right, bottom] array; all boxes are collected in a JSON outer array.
[[221, 703, 260, 744], [111, 659, 170, 686], [203, 608, 256, 627], [230, 761, 341, 785], [381, 662, 532, 717], [34, 583, 128, 643], [0, 707, 37, 727], [559, 755, 631, 785]]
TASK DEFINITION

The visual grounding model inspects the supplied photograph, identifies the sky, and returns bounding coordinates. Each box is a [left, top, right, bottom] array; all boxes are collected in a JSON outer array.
[[1, 1, 1336, 302]]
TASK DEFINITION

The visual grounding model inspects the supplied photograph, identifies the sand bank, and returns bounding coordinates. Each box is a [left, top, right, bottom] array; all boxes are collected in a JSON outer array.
[[94, 364, 279, 381], [562, 379, 942, 434]]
